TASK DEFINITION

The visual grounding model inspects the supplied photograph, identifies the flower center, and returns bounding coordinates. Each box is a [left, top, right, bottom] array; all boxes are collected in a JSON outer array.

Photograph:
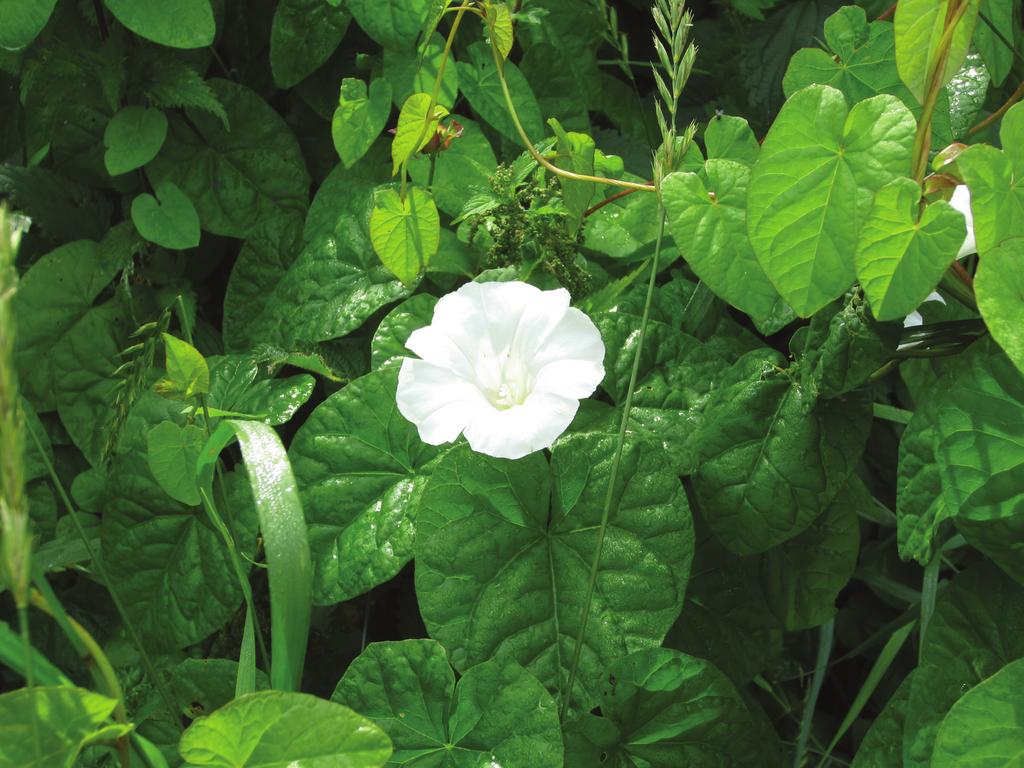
[[485, 356, 533, 410]]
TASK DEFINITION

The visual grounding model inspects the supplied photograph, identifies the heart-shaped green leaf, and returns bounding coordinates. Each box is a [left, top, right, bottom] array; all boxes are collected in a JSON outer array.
[[747, 85, 916, 316], [131, 181, 200, 250], [369, 185, 439, 285], [391, 92, 448, 174], [894, 0, 979, 103], [332, 77, 392, 168], [103, 106, 168, 176], [0, 0, 58, 50], [976, 236, 1024, 374], [146, 421, 205, 505], [855, 177, 966, 321], [662, 161, 791, 332]]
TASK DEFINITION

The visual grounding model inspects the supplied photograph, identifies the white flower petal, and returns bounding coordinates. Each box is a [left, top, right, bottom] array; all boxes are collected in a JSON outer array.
[[462, 391, 580, 460], [396, 358, 492, 445], [903, 311, 923, 329], [950, 184, 976, 259], [529, 307, 606, 399]]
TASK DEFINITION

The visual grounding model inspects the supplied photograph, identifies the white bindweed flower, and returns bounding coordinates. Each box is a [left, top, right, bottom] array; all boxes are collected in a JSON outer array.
[[950, 184, 976, 259], [396, 281, 605, 460]]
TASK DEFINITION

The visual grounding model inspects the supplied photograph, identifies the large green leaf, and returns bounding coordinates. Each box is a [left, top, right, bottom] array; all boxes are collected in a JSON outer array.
[[147, 79, 310, 239], [13, 224, 135, 409], [0, 0, 58, 50], [333, 640, 563, 767], [935, 339, 1024, 583], [894, 0, 980, 103], [974, 0, 1017, 86], [692, 357, 871, 554], [855, 177, 966, 321], [131, 181, 201, 251], [333, 78, 393, 169], [415, 433, 694, 711], [369, 185, 440, 286], [345, 0, 430, 50], [270, 0, 350, 88], [103, 106, 168, 176], [747, 85, 916, 315], [976, 237, 1024, 375], [147, 421, 206, 506], [207, 354, 315, 426], [101, 394, 258, 650], [382, 32, 459, 110], [662, 161, 791, 331], [897, 394, 952, 565], [197, 419, 313, 692], [103, 0, 215, 49], [903, 562, 1024, 767], [0, 686, 131, 768], [562, 649, 776, 767], [369, 294, 437, 371], [290, 368, 442, 604], [932, 657, 1024, 766], [178, 691, 391, 767], [457, 41, 545, 144], [391, 93, 448, 175]]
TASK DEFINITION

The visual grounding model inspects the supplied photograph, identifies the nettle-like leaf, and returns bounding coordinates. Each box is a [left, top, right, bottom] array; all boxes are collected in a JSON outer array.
[[147, 79, 310, 239], [0, 686, 131, 768], [130, 181, 201, 251], [855, 177, 966, 321], [178, 691, 391, 768], [289, 367, 443, 605], [903, 561, 1024, 767], [662, 161, 791, 333], [894, 0, 979, 103], [935, 338, 1024, 583], [270, 0, 350, 89], [333, 639, 563, 767], [458, 41, 545, 144], [563, 649, 777, 767], [415, 433, 694, 711], [931, 656, 1024, 765], [369, 185, 440, 286], [0, 0, 58, 50], [332, 78, 393, 169], [692, 355, 872, 555], [346, 0, 431, 50], [747, 84, 916, 316], [103, 106, 167, 176], [103, 0, 216, 49]]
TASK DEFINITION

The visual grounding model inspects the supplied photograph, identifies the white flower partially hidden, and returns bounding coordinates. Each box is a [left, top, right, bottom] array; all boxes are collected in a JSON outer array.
[[396, 281, 605, 460], [950, 184, 976, 259]]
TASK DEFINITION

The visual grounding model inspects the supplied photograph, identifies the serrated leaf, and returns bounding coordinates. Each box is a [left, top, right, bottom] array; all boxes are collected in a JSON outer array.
[[0, 686, 131, 768], [332, 78, 393, 169], [369, 185, 439, 285], [895, 0, 980, 103], [662, 163, 791, 330], [855, 177, 966, 321], [103, 0, 215, 49], [139, 56, 228, 128], [932, 657, 1024, 765], [415, 433, 694, 711], [289, 368, 442, 604], [155, 333, 209, 400], [178, 691, 391, 767], [270, 0, 350, 88], [146, 421, 205, 505], [0, 0, 58, 50], [131, 181, 200, 250], [391, 92, 449, 175], [747, 85, 916, 316], [976, 236, 1024, 374], [103, 106, 168, 176], [333, 640, 563, 767]]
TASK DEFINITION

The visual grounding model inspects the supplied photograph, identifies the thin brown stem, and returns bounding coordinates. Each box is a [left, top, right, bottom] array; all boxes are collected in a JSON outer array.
[[877, 3, 896, 21], [583, 183, 653, 218]]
